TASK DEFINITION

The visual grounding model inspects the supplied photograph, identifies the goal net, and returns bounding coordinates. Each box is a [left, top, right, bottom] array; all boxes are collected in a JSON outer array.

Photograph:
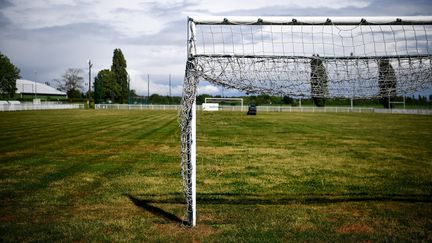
[[180, 16, 432, 226]]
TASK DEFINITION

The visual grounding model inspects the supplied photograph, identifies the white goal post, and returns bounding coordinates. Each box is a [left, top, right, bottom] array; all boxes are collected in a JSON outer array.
[[180, 16, 432, 227]]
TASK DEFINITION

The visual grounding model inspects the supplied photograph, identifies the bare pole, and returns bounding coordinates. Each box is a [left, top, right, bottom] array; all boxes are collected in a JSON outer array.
[[147, 74, 150, 104], [34, 71, 37, 99], [169, 74, 172, 97], [88, 59, 93, 107]]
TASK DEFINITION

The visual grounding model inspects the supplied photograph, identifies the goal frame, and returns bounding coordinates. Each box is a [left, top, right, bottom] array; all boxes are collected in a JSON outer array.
[[181, 16, 432, 227]]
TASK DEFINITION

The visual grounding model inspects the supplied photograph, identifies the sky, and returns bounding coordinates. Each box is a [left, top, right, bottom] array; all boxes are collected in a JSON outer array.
[[1, 0, 432, 97]]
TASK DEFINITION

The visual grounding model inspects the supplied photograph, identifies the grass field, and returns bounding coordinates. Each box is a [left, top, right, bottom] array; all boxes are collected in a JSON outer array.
[[1, 110, 431, 242]]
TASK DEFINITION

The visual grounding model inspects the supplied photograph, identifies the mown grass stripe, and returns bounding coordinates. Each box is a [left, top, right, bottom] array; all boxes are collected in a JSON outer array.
[[0, 110, 431, 242]]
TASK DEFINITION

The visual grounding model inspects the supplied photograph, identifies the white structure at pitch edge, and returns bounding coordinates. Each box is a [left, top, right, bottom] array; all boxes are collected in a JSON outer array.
[[16, 79, 66, 99]]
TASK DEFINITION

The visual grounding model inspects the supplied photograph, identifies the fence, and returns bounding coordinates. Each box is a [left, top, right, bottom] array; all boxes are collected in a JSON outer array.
[[373, 108, 432, 115], [94, 104, 431, 115], [95, 104, 180, 110], [0, 103, 84, 112]]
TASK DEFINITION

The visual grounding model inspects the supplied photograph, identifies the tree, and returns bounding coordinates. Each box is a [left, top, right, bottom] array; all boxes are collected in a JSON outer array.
[[111, 49, 128, 103], [283, 95, 294, 105], [0, 52, 20, 99], [310, 55, 328, 107], [54, 68, 84, 99], [93, 69, 116, 103], [378, 59, 397, 109], [310, 57, 327, 107], [129, 89, 137, 98]]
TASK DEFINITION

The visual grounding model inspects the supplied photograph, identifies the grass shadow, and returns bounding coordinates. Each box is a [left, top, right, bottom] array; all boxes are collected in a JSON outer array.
[[134, 192, 432, 205], [124, 194, 183, 224]]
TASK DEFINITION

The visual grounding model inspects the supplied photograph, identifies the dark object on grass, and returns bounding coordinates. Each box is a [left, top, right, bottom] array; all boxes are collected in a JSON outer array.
[[247, 104, 257, 115]]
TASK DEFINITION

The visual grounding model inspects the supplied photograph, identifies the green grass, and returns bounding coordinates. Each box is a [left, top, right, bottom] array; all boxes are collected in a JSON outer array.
[[1, 110, 431, 242]]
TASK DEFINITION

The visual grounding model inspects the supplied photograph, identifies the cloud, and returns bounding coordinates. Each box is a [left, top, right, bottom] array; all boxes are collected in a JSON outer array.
[[0, 0, 13, 9], [198, 84, 219, 95], [0, 0, 431, 97], [184, 0, 371, 14]]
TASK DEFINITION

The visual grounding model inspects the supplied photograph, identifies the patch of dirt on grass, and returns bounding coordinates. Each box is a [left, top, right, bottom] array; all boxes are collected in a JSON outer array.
[[155, 223, 218, 239], [0, 214, 16, 222], [336, 223, 373, 234], [294, 223, 315, 232]]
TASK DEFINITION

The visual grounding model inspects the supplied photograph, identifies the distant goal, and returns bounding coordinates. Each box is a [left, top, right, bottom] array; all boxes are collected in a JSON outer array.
[[203, 97, 244, 111], [180, 16, 432, 227]]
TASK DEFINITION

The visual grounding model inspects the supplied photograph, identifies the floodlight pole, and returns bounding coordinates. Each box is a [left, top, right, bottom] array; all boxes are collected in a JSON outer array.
[[169, 74, 172, 102], [88, 59, 93, 107], [34, 71, 37, 99], [147, 74, 150, 104]]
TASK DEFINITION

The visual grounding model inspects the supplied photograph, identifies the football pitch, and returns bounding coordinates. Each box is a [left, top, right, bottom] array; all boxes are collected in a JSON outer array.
[[1, 110, 431, 242]]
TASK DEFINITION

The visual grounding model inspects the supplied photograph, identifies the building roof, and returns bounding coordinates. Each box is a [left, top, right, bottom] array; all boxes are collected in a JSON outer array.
[[16, 79, 66, 96]]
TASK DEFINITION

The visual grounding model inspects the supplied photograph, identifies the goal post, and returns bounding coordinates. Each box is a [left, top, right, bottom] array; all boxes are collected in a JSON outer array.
[[180, 16, 432, 227]]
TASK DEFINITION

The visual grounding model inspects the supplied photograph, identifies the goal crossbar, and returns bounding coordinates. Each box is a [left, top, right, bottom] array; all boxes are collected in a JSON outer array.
[[190, 16, 432, 25], [192, 54, 431, 60]]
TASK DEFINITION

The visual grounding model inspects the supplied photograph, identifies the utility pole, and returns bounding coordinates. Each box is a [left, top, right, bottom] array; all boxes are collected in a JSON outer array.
[[88, 59, 93, 107], [169, 74, 172, 97], [169, 74, 171, 104], [34, 71, 37, 99], [128, 74, 130, 104], [147, 74, 150, 104]]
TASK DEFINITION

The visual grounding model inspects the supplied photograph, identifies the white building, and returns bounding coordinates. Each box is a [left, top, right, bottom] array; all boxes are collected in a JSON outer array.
[[16, 79, 67, 99]]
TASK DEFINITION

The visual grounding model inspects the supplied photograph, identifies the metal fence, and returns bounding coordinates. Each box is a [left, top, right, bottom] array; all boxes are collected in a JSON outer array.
[[95, 104, 180, 110], [94, 104, 432, 115], [373, 108, 432, 115], [1, 103, 84, 112]]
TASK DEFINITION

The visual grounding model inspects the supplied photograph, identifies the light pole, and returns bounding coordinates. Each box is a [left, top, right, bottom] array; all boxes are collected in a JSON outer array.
[[128, 74, 131, 104], [169, 74, 171, 104], [34, 71, 37, 99], [88, 59, 93, 107], [147, 74, 150, 104]]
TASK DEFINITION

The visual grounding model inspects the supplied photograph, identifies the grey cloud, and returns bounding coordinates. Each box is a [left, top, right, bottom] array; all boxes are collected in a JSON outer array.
[[146, 1, 198, 17], [119, 19, 186, 46], [2, 22, 118, 44], [1, 0, 432, 97], [0, 12, 10, 25], [217, 0, 432, 16], [0, 0, 13, 9]]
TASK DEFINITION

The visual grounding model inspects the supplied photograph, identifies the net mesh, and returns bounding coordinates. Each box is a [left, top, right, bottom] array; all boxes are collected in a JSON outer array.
[[194, 22, 432, 98], [180, 17, 432, 226]]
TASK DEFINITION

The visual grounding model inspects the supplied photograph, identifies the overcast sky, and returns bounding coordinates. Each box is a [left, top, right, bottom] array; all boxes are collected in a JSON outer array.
[[1, 0, 432, 97]]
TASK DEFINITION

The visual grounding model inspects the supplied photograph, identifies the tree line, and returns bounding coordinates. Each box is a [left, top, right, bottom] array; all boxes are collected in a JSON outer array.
[[0, 50, 431, 108], [93, 49, 130, 104], [53, 49, 130, 104], [309, 56, 398, 108], [0, 49, 131, 104], [0, 52, 20, 99]]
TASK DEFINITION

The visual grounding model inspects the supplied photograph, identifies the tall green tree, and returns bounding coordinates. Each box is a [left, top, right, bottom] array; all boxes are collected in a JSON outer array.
[[378, 59, 397, 109], [310, 56, 328, 107], [111, 49, 128, 103], [93, 69, 116, 103], [54, 68, 84, 99], [0, 52, 20, 99]]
